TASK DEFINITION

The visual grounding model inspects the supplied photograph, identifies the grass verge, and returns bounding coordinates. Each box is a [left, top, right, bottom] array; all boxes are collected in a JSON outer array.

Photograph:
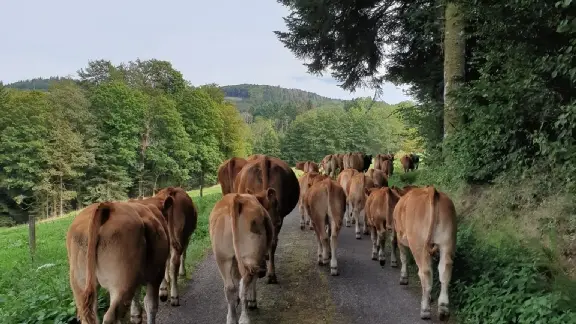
[[0, 190, 222, 324], [407, 168, 576, 323]]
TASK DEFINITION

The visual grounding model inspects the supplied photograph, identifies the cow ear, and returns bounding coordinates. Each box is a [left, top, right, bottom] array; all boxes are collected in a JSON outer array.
[[163, 196, 174, 215], [266, 188, 277, 204]]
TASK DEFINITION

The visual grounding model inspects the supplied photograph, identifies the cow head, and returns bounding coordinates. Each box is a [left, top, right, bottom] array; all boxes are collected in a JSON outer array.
[[248, 188, 278, 212]]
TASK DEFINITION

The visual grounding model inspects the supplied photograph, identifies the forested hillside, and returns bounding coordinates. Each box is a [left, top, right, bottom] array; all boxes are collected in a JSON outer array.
[[0, 59, 415, 227]]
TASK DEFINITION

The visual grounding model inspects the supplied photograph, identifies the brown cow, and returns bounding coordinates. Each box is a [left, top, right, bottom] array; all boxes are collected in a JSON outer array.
[[347, 152, 365, 172], [303, 177, 345, 275], [234, 155, 300, 284], [347, 172, 375, 238], [320, 154, 338, 177], [66, 201, 170, 324], [391, 186, 457, 320], [303, 161, 320, 173], [366, 168, 388, 188], [400, 154, 414, 173], [218, 157, 248, 195], [145, 187, 198, 306], [295, 161, 306, 171], [337, 168, 360, 226], [210, 190, 275, 324], [333, 153, 344, 174], [365, 187, 401, 266], [298, 172, 324, 231]]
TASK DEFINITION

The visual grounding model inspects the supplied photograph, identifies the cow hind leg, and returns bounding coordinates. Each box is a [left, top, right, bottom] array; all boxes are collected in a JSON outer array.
[[220, 259, 240, 324], [143, 278, 162, 324], [370, 226, 378, 261], [266, 221, 282, 284], [328, 219, 340, 276], [246, 271, 258, 309], [239, 274, 256, 324], [103, 289, 133, 324], [398, 243, 409, 285], [414, 250, 433, 320], [169, 248, 181, 306], [377, 230, 387, 266], [353, 206, 362, 239], [362, 209, 369, 235], [179, 247, 188, 278], [390, 231, 399, 268], [159, 258, 170, 302], [130, 286, 143, 324], [438, 246, 454, 321], [299, 201, 306, 230]]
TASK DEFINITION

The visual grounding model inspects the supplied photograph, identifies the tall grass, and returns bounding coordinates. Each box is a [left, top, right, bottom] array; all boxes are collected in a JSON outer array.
[[0, 190, 222, 324]]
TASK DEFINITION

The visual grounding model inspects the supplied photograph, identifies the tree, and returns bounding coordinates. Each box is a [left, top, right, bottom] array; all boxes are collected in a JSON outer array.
[[250, 117, 282, 158]]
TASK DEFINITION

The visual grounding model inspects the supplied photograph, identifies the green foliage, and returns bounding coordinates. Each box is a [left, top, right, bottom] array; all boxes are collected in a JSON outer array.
[[0, 192, 221, 324], [1, 58, 251, 225], [280, 101, 412, 164], [250, 117, 282, 158]]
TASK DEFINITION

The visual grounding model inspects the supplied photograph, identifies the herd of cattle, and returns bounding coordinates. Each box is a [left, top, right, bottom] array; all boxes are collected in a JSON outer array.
[[64, 152, 455, 324]]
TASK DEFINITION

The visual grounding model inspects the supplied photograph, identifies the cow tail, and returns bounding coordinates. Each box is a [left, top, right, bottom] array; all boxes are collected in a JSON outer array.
[[426, 187, 440, 254], [164, 196, 182, 254], [231, 194, 250, 277], [82, 202, 112, 322], [260, 156, 271, 191], [384, 187, 394, 231]]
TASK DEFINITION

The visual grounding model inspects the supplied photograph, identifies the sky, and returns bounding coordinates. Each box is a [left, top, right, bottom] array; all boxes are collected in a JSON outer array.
[[0, 0, 411, 103]]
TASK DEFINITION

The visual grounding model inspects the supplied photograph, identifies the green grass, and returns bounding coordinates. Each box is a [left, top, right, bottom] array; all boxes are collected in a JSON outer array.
[[0, 190, 222, 324]]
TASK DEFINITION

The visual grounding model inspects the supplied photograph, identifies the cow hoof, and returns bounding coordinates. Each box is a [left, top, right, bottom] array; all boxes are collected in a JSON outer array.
[[170, 296, 180, 307], [363, 231, 370, 236], [247, 300, 258, 310], [420, 309, 431, 320], [159, 292, 168, 302], [438, 304, 450, 321], [130, 314, 142, 324], [179, 272, 186, 278], [391, 260, 398, 268], [345, 222, 351, 227], [399, 276, 408, 285], [371, 254, 377, 261], [355, 233, 361, 239], [267, 274, 278, 284], [379, 259, 386, 266], [330, 267, 339, 276], [300, 225, 305, 231], [318, 259, 324, 266]]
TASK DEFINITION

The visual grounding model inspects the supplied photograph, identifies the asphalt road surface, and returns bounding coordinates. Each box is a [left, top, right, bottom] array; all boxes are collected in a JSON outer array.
[[156, 208, 442, 324]]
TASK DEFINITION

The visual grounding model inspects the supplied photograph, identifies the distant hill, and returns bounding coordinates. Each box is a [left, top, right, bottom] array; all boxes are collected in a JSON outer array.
[[220, 84, 342, 112], [5, 77, 74, 91]]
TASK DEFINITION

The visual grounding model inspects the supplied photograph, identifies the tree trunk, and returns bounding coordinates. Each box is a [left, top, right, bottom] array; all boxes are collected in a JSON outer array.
[[199, 170, 204, 197], [443, 1, 465, 138], [28, 213, 36, 261], [59, 175, 64, 216]]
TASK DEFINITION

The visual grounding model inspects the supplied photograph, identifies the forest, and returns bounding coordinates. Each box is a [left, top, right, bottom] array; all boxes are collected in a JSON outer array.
[[275, 0, 576, 322], [0, 60, 415, 227]]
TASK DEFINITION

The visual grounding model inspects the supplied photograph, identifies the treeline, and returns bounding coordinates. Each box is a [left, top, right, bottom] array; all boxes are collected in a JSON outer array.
[[1, 62, 415, 227], [0, 59, 250, 226]]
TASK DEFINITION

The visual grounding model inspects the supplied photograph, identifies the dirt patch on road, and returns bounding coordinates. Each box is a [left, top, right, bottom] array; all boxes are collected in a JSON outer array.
[[250, 226, 346, 324]]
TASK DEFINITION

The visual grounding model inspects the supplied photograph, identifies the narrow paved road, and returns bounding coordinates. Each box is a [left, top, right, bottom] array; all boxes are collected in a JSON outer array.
[[157, 208, 441, 324]]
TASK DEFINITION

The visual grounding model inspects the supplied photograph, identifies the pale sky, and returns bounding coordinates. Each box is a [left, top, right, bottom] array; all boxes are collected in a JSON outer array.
[[0, 0, 411, 103]]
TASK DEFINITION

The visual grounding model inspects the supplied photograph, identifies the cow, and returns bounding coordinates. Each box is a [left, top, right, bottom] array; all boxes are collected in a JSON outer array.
[[410, 153, 420, 170], [234, 155, 300, 284], [303, 177, 346, 276], [365, 187, 401, 266], [347, 172, 375, 238], [66, 201, 170, 324], [366, 168, 388, 188], [218, 157, 248, 195], [347, 153, 364, 172], [391, 186, 457, 321], [400, 154, 414, 173], [295, 161, 306, 171], [298, 172, 324, 231], [337, 168, 360, 226], [209, 190, 275, 324], [333, 153, 344, 174], [382, 159, 393, 177], [362, 154, 373, 172], [136, 187, 197, 306], [304, 161, 320, 173]]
